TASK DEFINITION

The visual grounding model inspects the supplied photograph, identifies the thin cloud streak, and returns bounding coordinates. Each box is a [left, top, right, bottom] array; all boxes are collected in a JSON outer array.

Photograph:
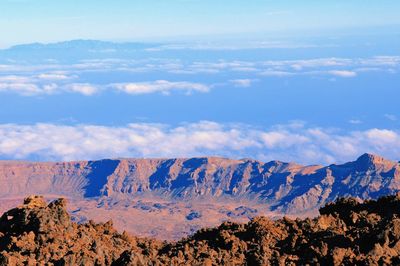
[[111, 80, 210, 95]]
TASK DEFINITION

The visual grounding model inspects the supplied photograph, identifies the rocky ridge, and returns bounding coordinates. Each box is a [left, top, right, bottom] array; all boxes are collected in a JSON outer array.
[[2, 194, 400, 265], [0, 153, 399, 214]]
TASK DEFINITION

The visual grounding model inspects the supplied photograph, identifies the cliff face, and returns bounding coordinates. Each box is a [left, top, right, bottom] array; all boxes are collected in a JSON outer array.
[[0, 154, 399, 214], [2, 194, 400, 265]]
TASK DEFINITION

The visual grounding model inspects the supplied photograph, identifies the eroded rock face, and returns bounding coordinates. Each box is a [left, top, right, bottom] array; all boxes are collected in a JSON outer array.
[[2, 194, 400, 265]]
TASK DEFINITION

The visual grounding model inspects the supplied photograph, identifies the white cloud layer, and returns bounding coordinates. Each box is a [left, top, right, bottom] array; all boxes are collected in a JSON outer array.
[[0, 121, 399, 164]]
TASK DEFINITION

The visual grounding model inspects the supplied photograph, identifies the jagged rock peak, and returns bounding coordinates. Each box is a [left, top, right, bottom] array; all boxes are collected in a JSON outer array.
[[356, 153, 388, 163], [354, 153, 397, 170]]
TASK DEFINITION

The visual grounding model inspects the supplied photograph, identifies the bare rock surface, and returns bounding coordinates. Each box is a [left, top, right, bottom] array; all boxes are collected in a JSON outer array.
[[2, 194, 400, 265]]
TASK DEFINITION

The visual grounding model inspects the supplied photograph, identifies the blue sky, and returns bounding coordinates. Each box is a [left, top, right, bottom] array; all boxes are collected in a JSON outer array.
[[0, 1, 399, 164]]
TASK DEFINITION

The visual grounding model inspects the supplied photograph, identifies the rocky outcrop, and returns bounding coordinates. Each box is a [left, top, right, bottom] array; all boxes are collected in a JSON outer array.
[[0, 154, 399, 214], [0, 196, 161, 265], [158, 193, 400, 265], [2, 194, 400, 265]]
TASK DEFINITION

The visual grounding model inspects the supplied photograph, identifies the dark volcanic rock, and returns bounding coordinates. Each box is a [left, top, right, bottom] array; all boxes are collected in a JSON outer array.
[[2, 194, 400, 265]]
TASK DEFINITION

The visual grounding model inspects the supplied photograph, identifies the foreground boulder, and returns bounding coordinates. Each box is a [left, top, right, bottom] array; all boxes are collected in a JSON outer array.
[[2, 194, 400, 265]]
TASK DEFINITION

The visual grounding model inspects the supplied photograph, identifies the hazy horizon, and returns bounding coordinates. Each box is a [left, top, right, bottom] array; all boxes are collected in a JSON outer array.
[[2, 0, 400, 47]]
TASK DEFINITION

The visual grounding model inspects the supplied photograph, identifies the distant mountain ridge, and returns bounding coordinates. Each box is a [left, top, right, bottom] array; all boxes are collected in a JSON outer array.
[[0, 39, 163, 62], [1, 153, 399, 214], [2, 39, 161, 51]]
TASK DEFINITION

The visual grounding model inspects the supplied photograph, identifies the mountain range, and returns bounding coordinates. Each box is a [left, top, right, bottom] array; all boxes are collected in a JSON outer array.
[[0, 153, 399, 239]]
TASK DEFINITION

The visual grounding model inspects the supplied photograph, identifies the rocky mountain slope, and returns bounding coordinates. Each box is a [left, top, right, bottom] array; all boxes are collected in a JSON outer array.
[[0, 153, 399, 211], [0, 153, 399, 239], [2, 194, 400, 265]]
